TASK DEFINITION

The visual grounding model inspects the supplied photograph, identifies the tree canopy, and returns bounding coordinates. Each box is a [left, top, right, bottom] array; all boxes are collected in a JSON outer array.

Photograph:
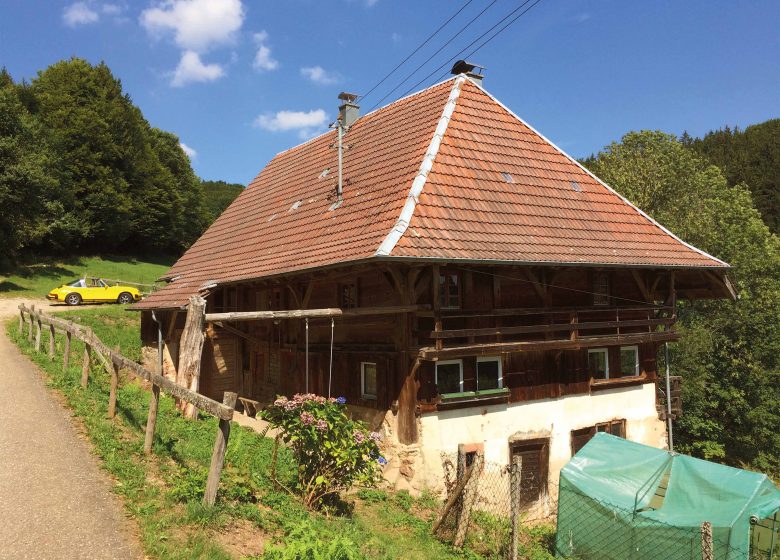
[[202, 180, 244, 224], [584, 131, 780, 476], [0, 59, 211, 261]]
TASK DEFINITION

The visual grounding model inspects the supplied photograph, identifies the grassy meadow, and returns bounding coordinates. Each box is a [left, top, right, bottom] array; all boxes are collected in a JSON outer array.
[[7, 306, 555, 559], [0, 255, 173, 298]]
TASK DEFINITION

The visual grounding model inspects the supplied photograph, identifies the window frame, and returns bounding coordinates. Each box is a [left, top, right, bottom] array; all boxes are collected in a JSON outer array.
[[339, 281, 359, 310], [476, 356, 503, 391], [619, 345, 640, 377], [435, 359, 464, 395], [438, 271, 462, 309], [588, 348, 610, 380], [360, 361, 377, 400]]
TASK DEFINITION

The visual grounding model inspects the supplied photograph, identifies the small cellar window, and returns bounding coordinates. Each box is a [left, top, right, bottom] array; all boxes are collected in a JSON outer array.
[[361, 362, 377, 400]]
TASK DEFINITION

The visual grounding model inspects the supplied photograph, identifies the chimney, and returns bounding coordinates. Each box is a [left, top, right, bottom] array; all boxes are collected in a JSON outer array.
[[338, 91, 360, 129], [450, 60, 485, 85]]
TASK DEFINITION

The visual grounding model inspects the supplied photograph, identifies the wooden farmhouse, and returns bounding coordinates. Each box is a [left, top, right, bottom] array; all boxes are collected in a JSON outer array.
[[135, 68, 734, 504]]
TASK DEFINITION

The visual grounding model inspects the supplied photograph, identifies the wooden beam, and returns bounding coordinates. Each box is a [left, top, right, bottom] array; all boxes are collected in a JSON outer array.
[[523, 268, 548, 306], [213, 322, 262, 346], [702, 270, 738, 301], [418, 331, 680, 360], [417, 304, 668, 319], [205, 304, 430, 322], [177, 296, 207, 419], [429, 317, 674, 339], [631, 270, 650, 302]]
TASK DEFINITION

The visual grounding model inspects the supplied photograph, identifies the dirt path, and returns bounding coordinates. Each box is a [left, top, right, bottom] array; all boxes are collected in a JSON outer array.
[[0, 297, 143, 560]]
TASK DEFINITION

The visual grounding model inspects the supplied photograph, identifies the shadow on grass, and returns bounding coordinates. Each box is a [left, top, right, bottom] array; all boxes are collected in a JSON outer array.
[[0, 281, 26, 293]]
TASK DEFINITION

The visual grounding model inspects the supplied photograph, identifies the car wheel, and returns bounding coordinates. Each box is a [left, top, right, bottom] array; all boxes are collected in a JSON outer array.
[[117, 292, 133, 305], [65, 293, 82, 306]]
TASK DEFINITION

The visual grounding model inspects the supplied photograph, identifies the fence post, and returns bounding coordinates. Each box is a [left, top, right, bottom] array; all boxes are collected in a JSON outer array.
[[510, 454, 523, 560], [108, 361, 119, 418], [454, 452, 484, 547], [144, 384, 160, 454], [701, 521, 713, 560], [63, 330, 71, 368], [19, 308, 24, 332], [203, 391, 238, 506], [81, 341, 91, 388], [28, 306, 34, 341], [48, 324, 56, 357], [35, 317, 41, 352]]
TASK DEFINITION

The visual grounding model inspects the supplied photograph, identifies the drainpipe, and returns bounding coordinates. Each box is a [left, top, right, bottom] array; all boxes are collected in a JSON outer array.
[[337, 119, 344, 203], [664, 342, 674, 451]]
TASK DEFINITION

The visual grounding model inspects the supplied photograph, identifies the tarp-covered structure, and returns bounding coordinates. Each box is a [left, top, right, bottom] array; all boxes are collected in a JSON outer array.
[[556, 433, 780, 559]]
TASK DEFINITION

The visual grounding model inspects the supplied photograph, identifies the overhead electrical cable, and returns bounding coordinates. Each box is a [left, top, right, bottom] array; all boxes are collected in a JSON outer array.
[[367, 0, 500, 111], [398, 0, 545, 99], [359, 0, 476, 105]]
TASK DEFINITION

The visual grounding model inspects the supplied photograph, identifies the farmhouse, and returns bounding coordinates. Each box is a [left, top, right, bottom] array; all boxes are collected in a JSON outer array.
[[135, 66, 734, 501]]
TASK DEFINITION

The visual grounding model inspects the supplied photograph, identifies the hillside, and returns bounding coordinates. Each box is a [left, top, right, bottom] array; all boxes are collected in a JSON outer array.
[[203, 180, 244, 223]]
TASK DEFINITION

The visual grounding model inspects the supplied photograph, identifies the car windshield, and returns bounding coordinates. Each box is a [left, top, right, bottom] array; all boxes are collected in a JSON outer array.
[[67, 279, 86, 288]]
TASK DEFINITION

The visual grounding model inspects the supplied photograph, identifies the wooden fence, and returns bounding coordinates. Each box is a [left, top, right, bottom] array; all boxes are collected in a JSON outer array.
[[17, 303, 236, 506]]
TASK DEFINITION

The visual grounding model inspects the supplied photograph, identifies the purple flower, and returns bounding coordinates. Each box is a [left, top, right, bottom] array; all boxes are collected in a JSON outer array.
[[300, 411, 316, 426], [336, 397, 347, 405], [369, 431, 382, 443], [378, 456, 388, 465], [354, 431, 366, 444]]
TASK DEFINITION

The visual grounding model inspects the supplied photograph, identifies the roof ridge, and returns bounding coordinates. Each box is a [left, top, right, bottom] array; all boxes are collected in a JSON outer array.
[[374, 75, 466, 256], [459, 79, 729, 268]]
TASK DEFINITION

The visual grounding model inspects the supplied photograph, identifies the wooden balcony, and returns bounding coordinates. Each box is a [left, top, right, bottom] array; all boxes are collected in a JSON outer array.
[[417, 304, 676, 360]]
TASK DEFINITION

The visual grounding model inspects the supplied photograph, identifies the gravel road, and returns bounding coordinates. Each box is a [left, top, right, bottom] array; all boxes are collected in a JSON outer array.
[[0, 298, 143, 560]]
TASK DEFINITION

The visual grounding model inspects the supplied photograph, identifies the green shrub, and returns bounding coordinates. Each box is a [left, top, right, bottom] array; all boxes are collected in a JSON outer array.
[[262, 394, 384, 509], [263, 521, 365, 560]]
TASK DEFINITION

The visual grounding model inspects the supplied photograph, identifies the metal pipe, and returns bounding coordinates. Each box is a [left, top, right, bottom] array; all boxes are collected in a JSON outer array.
[[664, 342, 674, 451], [328, 318, 334, 398], [337, 119, 344, 202], [305, 318, 309, 394]]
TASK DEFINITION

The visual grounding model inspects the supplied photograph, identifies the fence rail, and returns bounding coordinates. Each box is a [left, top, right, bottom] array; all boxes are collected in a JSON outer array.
[[17, 303, 235, 506]]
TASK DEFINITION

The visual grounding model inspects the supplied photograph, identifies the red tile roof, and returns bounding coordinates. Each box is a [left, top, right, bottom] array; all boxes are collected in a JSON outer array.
[[137, 77, 727, 310]]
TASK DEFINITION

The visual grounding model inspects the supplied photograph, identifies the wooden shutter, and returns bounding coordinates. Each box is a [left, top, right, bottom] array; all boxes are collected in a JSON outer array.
[[510, 439, 549, 508]]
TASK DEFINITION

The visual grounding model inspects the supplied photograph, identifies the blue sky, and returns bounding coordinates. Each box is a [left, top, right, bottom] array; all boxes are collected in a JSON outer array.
[[1, 0, 779, 185]]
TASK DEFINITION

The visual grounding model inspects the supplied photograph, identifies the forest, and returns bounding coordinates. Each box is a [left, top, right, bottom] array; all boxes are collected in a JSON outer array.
[[1, 58, 778, 478], [0, 59, 244, 265]]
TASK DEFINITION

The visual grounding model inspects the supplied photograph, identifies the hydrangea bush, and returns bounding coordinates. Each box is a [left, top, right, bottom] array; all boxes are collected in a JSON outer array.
[[262, 393, 385, 508]]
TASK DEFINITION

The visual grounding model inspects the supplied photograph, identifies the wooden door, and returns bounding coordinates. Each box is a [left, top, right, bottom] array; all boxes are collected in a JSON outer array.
[[204, 337, 241, 403], [510, 438, 550, 508]]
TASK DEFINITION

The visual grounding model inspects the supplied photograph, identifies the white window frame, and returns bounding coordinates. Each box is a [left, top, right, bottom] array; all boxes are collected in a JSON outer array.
[[588, 348, 609, 380], [619, 345, 640, 377], [360, 362, 377, 400], [435, 359, 464, 394], [476, 356, 503, 390]]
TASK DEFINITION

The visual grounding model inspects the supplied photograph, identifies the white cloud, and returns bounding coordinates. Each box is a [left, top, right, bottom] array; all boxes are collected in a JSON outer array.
[[180, 142, 197, 158], [102, 3, 121, 15], [171, 51, 225, 86], [140, 0, 244, 53], [63, 2, 99, 26], [252, 31, 278, 71], [254, 109, 327, 139], [300, 66, 339, 85]]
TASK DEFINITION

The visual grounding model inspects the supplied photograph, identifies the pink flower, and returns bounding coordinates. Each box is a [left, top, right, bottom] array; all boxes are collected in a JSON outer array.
[[354, 431, 366, 444], [300, 411, 316, 426], [315, 419, 328, 432], [370, 432, 382, 443]]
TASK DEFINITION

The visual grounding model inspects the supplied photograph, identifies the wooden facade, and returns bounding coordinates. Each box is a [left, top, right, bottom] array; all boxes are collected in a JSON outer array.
[[141, 260, 695, 445]]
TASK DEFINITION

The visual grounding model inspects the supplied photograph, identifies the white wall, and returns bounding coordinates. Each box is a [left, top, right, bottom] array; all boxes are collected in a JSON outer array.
[[415, 383, 667, 490]]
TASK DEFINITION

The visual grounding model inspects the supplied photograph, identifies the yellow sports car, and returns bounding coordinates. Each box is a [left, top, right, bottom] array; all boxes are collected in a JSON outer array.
[[47, 277, 143, 306]]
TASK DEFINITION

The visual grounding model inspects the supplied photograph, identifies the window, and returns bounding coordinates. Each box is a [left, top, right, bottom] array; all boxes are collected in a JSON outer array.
[[439, 272, 461, 309], [619, 346, 640, 377], [510, 439, 550, 508], [339, 282, 358, 309], [571, 419, 626, 455], [436, 360, 463, 395], [361, 362, 377, 399], [592, 272, 610, 306], [588, 348, 609, 380], [476, 356, 502, 391]]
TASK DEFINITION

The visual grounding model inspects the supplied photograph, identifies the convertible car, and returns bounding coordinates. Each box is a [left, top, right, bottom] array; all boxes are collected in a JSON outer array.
[[47, 277, 143, 306]]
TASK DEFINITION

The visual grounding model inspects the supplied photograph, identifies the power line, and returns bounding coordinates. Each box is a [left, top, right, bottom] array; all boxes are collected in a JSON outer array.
[[399, 0, 545, 99], [367, 0, 500, 112], [359, 0, 476, 105]]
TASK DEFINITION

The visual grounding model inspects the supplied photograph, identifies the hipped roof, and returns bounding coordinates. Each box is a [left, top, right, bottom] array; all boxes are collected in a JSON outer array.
[[137, 76, 727, 310]]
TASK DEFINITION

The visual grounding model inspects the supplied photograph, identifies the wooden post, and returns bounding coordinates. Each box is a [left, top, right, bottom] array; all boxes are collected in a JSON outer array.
[[63, 331, 71, 368], [509, 455, 523, 560], [35, 318, 41, 352], [177, 296, 207, 419], [203, 391, 237, 506], [454, 453, 483, 547], [28, 306, 34, 341], [108, 361, 119, 418], [81, 342, 91, 388], [19, 309, 24, 332], [144, 384, 160, 454], [432, 453, 482, 535], [701, 521, 713, 560], [48, 324, 56, 357]]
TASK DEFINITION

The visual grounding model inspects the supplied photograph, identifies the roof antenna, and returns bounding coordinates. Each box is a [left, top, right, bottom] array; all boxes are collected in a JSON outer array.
[[329, 92, 360, 211], [450, 60, 485, 85]]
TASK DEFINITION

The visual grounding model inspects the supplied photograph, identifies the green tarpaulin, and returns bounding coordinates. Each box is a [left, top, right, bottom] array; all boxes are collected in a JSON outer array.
[[556, 433, 780, 559]]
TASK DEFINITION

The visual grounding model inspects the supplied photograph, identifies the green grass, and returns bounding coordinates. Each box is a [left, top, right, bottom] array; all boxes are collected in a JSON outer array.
[[0, 255, 173, 298], [6, 308, 555, 559]]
